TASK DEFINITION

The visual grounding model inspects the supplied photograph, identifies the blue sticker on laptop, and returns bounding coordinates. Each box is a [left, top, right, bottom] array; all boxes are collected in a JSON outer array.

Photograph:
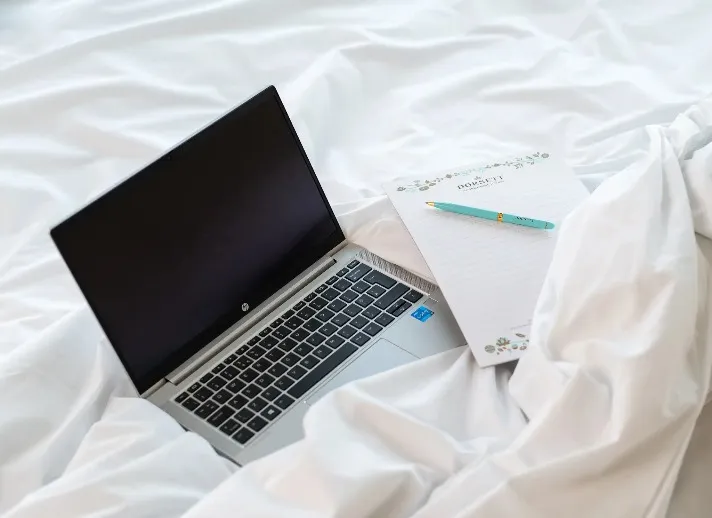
[[411, 306, 434, 322]]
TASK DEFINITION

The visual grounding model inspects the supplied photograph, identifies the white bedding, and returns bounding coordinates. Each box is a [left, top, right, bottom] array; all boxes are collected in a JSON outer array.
[[2, 0, 712, 516]]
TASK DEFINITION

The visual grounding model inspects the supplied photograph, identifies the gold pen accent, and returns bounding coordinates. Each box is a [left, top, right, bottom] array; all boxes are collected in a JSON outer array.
[[497, 212, 503, 222]]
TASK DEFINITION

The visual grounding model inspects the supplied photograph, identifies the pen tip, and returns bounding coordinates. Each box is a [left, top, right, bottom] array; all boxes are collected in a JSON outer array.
[[425, 201, 434, 207]]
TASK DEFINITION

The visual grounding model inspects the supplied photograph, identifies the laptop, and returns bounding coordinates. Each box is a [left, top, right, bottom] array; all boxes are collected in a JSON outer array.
[[50, 86, 465, 465]]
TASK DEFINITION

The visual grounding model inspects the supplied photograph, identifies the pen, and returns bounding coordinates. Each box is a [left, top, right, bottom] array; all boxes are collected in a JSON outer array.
[[425, 201, 555, 230]]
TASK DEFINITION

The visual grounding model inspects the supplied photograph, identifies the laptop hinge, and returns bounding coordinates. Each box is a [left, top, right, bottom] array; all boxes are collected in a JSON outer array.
[[165, 253, 338, 387], [141, 378, 166, 398]]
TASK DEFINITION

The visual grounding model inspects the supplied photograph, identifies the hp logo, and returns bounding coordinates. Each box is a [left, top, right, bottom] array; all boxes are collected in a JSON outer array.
[[241, 303, 249, 312]]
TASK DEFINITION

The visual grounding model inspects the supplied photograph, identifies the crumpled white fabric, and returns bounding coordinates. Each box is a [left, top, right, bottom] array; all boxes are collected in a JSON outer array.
[[180, 99, 712, 517]]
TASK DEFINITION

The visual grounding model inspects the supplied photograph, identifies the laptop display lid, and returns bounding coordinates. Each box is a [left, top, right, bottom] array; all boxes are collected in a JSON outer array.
[[51, 86, 344, 394]]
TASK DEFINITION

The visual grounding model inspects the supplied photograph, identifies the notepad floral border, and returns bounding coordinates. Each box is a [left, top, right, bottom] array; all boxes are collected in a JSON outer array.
[[395, 152, 549, 193], [484, 335, 529, 355]]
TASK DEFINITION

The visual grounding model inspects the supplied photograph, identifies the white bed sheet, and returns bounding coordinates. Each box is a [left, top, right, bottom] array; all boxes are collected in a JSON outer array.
[[2, 0, 712, 515]]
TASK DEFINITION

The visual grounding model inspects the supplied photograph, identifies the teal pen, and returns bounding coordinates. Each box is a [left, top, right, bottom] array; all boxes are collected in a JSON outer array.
[[425, 201, 555, 230]]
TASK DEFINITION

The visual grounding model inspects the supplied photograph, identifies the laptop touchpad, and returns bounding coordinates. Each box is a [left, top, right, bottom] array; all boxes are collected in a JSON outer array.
[[306, 338, 417, 404]]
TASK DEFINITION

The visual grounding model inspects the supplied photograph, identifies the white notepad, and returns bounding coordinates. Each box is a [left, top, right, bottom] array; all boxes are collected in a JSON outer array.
[[383, 153, 588, 366]]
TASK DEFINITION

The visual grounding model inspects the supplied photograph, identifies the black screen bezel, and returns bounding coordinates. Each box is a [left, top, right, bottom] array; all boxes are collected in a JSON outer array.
[[50, 86, 345, 394]]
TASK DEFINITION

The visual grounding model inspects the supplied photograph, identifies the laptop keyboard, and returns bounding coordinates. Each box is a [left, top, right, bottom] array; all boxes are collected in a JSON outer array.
[[173, 260, 424, 446]]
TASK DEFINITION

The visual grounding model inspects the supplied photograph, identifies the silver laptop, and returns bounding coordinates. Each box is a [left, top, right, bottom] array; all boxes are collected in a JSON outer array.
[[50, 86, 465, 465]]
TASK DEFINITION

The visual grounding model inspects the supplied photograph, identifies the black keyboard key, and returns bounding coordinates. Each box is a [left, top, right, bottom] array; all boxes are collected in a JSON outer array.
[[326, 275, 339, 285], [262, 386, 281, 401], [248, 397, 268, 412], [350, 315, 369, 329], [322, 288, 340, 301], [270, 318, 284, 328], [213, 389, 231, 405], [351, 332, 370, 346], [347, 259, 360, 268], [199, 373, 214, 384], [271, 326, 290, 340], [315, 309, 335, 322], [281, 309, 295, 319], [225, 354, 237, 363], [338, 325, 357, 339], [291, 328, 310, 341], [367, 284, 386, 298], [285, 316, 304, 330], [327, 299, 347, 312], [315, 284, 328, 294], [325, 335, 345, 349], [331, 313, 350, 326], [306, 333, 326, 346], [404, 289, 423, 303], [221, 365, 239, 380], [242, 384, 261, 399], [305, 292, 317, 302], [295, 343, 313, 356], [238, 368, 258, 383], [363, 270, 396, 288], [212, 363, 226, 374], [248, 416, 268, 432], [318, 322, 338, 336], [314, 345, 331, 359], [344, 304, 362, 317], [297, 307, 316, 320], [187, 382, 200, 393], [175, 392, 188, 404], [259, 328, 271, 337], [345, 264, 372, 282], [355, 294, 375, 308], [336, 267, 349, 277], [274, 394, 295, 410], [274, 377, 294, 391], [334, 278, 352, 291], [300, 355, 319, 369], [195, 400, 219, 419], [364, 322, 383, 336], [194, 387, 214, 402], [207, 406, 234, 427], [235, 344, 250, 356], [181, 397, 200, 411], [226, 379, 246, 394], [303, 318, 322, 332], [255, 374, 275, 388], [252, 359, 271, 372], [352, 281, 369, 293], [293, 301, 306, 311], [261, 405, 281, 421], [233, 427, 254, 444], [309, 297, 327, 310], [282, 353, 299, 366], [265, 348, 285, 362], [288, 344, 358, 398], [288, 365, 308, 379], [207, 377, 227, 391], [268, 363, 287, 377], [361, 306, 380, 319], [387, 299, 412, 317], [228, 394, 249, 410], [234, 357, 253, 370], [278, 337, 298, 351], [247, 346, 267, 360], [261, 336, 278, 349], [247, 336, 260, 346], [340, 290, 358, 303], [236, 408, 255, 424], [375, 283, 409, 310], [220, 418, 240, 436]]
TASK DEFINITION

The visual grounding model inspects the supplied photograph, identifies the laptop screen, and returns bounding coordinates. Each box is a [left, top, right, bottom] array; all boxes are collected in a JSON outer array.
[[51, 87, 344, 394]]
